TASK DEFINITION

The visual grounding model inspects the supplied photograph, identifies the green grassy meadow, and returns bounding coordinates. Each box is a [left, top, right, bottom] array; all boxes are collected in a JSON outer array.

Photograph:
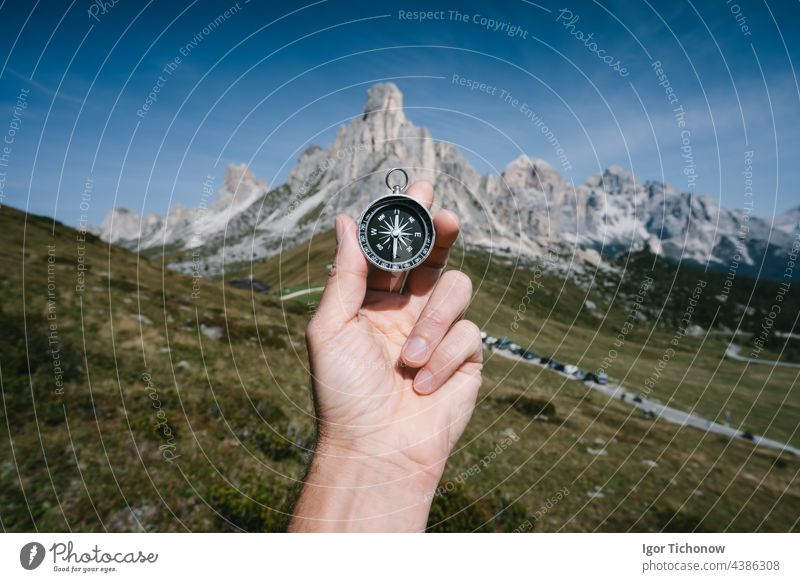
[[1, 205, 798, 532]]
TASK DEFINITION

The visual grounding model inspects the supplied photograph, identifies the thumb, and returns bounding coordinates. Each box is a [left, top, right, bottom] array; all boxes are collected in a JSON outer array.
[[314, 214, 368, 329]]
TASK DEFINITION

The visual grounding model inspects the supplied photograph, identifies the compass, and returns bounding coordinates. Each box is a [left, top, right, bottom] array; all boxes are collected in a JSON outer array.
[[357, 169, 435, 272]]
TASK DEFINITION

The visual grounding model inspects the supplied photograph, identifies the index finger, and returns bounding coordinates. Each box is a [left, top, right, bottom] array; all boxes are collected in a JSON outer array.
[[403, 209, 460, 297]]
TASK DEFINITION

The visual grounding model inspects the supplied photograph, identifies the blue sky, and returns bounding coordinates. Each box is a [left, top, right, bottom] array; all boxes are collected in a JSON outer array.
[[0, 0, 798, 227]]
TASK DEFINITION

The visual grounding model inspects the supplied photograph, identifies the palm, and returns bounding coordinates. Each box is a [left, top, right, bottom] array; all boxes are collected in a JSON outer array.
[[306, 182, 482, 476], [310, 294, 476, 469]]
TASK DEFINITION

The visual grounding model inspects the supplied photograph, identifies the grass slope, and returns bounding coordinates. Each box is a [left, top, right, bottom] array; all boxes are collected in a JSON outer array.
[[1, 205, 797, 532]]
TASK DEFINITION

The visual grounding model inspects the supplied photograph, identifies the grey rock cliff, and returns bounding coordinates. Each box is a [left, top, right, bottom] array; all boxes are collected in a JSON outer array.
[[98, 82, 796, 278]]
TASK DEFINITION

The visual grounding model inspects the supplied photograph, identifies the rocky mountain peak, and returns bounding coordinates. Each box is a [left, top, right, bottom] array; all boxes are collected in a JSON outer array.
[[219, 163, 266, 205], [223, 163, 254, 188], [586, 165, 638, 194], [502, 155, 565, 194], [98, 82, 798, 280], [775, 205, 800, 235], [363, 82, 405, 120]]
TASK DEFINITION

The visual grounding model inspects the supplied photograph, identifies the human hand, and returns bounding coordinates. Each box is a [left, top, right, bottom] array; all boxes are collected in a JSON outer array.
[[290, 180, 483, 532]]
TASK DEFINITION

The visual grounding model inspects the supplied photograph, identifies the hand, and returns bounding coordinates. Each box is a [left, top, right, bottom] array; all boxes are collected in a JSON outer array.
[[290, 181, 483, 532]]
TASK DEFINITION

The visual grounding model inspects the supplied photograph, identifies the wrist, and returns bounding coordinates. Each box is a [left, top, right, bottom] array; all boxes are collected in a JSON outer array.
[[289, 437, 442, 532]]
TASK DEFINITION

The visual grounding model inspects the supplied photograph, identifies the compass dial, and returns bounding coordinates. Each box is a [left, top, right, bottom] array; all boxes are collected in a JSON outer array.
[[358, 194, 435, 271]]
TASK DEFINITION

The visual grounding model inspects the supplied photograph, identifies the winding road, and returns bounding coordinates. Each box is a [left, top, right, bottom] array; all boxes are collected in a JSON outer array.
[[725, 344, 800, 369], [491, 347, 800, 457], [280, 286, 325, 301]]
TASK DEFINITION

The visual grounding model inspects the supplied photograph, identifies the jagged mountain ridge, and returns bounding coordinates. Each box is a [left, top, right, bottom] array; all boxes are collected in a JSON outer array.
[[99, 163, 268, 253], [98, 83, 799, 278]]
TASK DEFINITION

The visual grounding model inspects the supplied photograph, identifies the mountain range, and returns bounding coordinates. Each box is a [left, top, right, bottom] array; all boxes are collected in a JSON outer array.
[[98, 83, 799, 280]]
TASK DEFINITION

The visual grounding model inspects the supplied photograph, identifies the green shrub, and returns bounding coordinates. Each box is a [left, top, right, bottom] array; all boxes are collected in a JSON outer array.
[[495, 393, 556, 418], [208, 476, 293, 532], [427, 485, 529, 532]]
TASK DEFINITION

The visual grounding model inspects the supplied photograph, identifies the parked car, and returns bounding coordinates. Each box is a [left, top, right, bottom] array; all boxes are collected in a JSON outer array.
[[583, 372, 600, 384], [496, 338, 512, 350], [632, 394, 643, 404], [511, 345, 525, 356], [485, 336, 498, 346], [539, 357, 551, 366], [522, 351, 538, 361], [548, 360, 566, 372], [480, 330, 487, 341], [597, 372, 609, 385], [571, 369, 586, 381], [564, 364, 578, 376]]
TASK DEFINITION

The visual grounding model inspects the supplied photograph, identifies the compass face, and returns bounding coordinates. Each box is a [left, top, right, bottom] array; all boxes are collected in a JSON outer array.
[[358, 194, 435, 271]]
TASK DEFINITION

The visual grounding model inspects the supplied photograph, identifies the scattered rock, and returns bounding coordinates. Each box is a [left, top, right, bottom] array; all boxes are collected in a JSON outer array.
[[642, 459, 658, 468], [584, 299, 597, 310], [159, 347, 171, 353], [583, 249, 602, 267], [123, 297, 133, 304], [692, 488, 703, 496], [687, 324, 705, 337], [501, 427, 519, 440], [175, 360, 191, 370], [201, 324, 224, 340], [587, 486, 605, 499], [132, 313, 152, 325], [586, 447, 608, 456]]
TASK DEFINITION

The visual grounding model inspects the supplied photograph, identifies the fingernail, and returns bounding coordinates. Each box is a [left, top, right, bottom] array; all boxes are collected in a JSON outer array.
[[403, 336, 429, 364], [334, 216, 343, 244], [414, 369, 435, 394]]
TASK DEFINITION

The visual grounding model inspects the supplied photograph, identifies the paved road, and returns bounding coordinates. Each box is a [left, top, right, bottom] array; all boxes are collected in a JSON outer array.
[[490, 347, 800, 457], [280, 286, 325, 301], [725, 344, 800, 369]]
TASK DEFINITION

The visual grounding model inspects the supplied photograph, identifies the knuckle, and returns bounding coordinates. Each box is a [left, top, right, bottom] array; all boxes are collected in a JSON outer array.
[[436, 341, 461, 364], [457, 320, 483, 359], [459, 319, 481, 340], [441, 209, 460, 229], [422, 308, 449, 332]]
